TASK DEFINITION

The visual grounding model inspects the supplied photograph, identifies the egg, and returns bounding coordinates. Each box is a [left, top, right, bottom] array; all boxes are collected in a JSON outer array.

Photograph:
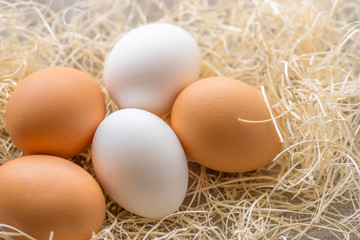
[[171, 77, 282, 173], [104, 23, 201, 116], [0, 155, 105, 240], [92, 108, 188, 218], [6, 67, 106, 158]]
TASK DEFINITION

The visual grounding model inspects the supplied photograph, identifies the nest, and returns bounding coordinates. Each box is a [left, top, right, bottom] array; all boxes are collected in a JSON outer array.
[[1, 0, 360, 239]]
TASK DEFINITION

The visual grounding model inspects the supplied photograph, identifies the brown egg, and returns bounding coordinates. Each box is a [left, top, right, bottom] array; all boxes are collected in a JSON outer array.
[[0, 155, 105, 240], [171, 77, 282, 173], [6, 67, 106, 158]]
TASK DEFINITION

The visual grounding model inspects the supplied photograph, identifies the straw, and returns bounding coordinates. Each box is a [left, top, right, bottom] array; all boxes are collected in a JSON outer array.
[[0, 0, 359, 239]]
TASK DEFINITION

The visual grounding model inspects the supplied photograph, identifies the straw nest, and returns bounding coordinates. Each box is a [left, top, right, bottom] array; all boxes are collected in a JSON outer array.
[[0, 0, 359, 239]]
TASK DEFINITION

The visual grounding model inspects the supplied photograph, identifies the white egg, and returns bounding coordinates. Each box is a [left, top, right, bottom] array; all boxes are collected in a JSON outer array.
[[92, 108, 188, 218], [104, 23, 201, 116]]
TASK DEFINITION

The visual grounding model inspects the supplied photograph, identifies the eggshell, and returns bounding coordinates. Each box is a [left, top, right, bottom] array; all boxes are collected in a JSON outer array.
[[0, 155, 105, 240], [171, 77, 282, 173], [5, 67, 106, 158], [92, 108, 188, 218], [104, 23, 201, 116]]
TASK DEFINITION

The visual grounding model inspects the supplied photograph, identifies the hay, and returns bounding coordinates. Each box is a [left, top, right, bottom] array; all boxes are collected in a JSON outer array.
[[0, 0, 360, 239]]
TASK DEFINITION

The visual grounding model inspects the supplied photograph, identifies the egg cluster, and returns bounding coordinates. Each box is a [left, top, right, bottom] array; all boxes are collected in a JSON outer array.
[[1, 23, 282, 240]]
